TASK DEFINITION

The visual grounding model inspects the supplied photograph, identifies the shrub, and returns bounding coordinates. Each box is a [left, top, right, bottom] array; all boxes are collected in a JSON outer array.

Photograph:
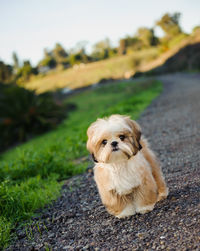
[[39, 56, 57, 69], [0, 83, 75, 152]]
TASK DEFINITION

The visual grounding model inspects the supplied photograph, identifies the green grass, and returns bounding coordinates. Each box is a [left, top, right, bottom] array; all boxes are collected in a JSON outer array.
[[0, 79, 162, 249]]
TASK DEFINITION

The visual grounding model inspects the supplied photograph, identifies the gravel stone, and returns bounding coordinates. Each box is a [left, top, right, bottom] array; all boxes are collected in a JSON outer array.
[[7, 73, 200, 250]]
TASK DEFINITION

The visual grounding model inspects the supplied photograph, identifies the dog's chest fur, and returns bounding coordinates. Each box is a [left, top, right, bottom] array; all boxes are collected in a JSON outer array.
[[100, 152, 150, 195]]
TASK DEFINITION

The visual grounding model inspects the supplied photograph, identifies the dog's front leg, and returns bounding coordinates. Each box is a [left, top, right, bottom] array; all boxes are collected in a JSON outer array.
[[94, 166, 127, 216]]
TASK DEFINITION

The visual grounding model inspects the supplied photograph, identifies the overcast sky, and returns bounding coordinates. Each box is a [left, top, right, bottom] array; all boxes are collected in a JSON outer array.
[[0, 0, 200, 66]]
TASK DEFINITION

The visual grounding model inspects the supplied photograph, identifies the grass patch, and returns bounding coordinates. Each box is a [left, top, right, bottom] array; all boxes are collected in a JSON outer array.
[[0, 79, 162, 249]]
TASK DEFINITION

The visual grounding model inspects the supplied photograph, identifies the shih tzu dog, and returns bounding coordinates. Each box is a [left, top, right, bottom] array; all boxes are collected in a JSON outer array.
[[87, 114, 168, 218]]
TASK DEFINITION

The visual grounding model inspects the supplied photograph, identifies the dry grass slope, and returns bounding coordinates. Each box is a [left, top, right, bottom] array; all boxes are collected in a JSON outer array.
[[24, 31, 200, 94], [25, 48, 158, 93]]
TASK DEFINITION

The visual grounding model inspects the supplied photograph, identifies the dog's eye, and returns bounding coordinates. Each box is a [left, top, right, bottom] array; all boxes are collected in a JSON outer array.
[[102, 139, 107, 145], [119, 135, 125, 141]]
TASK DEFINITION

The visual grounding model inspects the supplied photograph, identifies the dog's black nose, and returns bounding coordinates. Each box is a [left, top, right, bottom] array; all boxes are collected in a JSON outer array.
[[111, 141, 118, 147]]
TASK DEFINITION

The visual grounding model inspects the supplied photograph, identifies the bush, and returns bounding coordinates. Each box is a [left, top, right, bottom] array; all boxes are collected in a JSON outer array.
[[0, 83, 75, 152], [15, 61, 38, 85], [39, 56, 57, 69]]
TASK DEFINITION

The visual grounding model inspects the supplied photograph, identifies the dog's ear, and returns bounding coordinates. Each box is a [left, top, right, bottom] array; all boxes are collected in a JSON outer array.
[[124, 116, 142, 152], [86, 124, 94, 152], [87, 123, 98, 162]]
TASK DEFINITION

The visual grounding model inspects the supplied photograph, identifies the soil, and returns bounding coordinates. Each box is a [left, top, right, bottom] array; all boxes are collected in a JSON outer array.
[[7, 73, 200, 250]]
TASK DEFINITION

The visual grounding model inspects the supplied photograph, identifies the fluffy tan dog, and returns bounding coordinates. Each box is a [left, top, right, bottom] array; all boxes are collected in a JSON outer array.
[[87, 114, 168, 218]]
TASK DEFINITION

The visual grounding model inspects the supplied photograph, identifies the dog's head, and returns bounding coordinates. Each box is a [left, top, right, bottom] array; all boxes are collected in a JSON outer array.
[[87, 114, 142, 163]]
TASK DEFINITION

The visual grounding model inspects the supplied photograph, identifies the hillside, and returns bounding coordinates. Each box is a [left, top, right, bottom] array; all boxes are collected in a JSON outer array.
[[25, 48, 159, 93], [23, 31, 200, 94], [137, 31, 200, 75]]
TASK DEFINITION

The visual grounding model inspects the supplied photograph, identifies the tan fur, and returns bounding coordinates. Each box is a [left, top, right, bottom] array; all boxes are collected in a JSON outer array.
[[94, 166, 133, 215], [87, 114, 168, 218], [124, 117, 142, 153], [140, 138, 169, 201]]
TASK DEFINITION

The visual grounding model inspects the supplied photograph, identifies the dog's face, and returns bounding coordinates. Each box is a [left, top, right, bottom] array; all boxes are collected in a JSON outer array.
[[87, 115, 142, 163]]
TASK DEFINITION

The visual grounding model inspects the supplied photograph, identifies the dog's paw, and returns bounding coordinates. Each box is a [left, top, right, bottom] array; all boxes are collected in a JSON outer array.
[[157, 187, 169, 202], [116, 204, 135, 218], [136, 204, 155, 214]]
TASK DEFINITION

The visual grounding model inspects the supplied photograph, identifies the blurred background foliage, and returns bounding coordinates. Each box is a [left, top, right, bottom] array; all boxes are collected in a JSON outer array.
[[0, 83, 76, 152], [1, 12, 199, 87]]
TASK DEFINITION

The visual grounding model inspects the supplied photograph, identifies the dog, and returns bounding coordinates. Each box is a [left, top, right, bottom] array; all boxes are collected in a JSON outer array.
[[86, 114, 168, 218]]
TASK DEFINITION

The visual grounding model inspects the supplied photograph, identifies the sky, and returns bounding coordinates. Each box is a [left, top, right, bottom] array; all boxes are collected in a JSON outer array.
[[0, 0, 200, 66]]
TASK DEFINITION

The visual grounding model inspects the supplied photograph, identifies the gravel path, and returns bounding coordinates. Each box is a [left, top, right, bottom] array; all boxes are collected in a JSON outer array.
[[8, 73, 200, 250]]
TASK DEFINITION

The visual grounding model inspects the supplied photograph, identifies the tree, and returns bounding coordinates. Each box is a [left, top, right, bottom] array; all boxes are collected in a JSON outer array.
[[73, 41, 88, 54], [68, 41, 92, 65], [52, 43, 68, 64], [68, 49, 92, 65], [118, 39, 127, 55], [0, 61, 13, 83], [38, 48, 57, 69], [12, 52, 20, 71], [91, 38, 111, 60], [16, 60, 37, 84], [156, 13, 182, 37], [121, 36, 143, 52], [137, 28, 159, 47]]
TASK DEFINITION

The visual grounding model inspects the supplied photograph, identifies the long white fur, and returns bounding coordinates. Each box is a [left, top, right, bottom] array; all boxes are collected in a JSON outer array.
[[95, 152, 151, 195]]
